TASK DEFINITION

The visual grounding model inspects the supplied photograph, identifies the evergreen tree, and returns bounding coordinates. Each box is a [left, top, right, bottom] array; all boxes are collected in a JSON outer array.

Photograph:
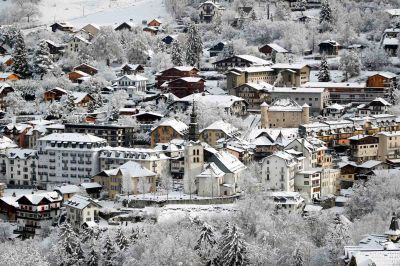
[[294, 248, 305, 266], [64, 93, 76, 114], [320, 0, 332, 24], [324, 214, 352, 266], [115, 227, 129, 250], [340, 50, 361, 81], [103, 235, 117, 266], [318, 56, 331, 82], [195, 222, 217, 265], [86, 246, 99, 266], [218, 224, 248, 266], [87, 100, 96, 113], [31, 40, 53, 79], [12, 31, 30, 77], [171, 40, 184, 66], [58, 223, 85, 266], [185, 23, 203, 68]]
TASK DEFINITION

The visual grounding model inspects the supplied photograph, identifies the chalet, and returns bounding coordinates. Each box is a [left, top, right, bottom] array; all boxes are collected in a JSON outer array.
[[68, 70, 90, 83], [358, 98, 392, 116], [143, 26, 162, 35], [67, 35, 91, 53], [0, 73, 20, 82], [0, 82, 14, 110], [73, 63, 98, 76], [147, 19, 162, 27], [366, 72, 397, 89], [80, 182, 102, 199], [208, 42, 226, 57], [161, 35, 178, 45], [114, 22, 135, 31], [80, 24, 100, 40], [14, 192, 62, 237], [120, 63, 145, 75], [156, 66, 200, 89], [381, 32, 399, 57], [162, 77, 205, 98], [112, 74, 148, 96], [150, 118, 188, 147], [386, 9, 400, 18], [323, 103, 345, 118], [199, 1, 224, 23], [259, 43, 289, 61], [64, 194, 101, 228], [71, 92, 94, 107], [0, 196, 18, 222], [50, 22, 74, 32], [54, 184, 81, 201], [44, 40, 65, 56], [43, 87, 68, 102], [229, 82, 272, 110], [0, 55, 13, 67], [318, 40, 340, 56], [133, 111, 164, 132], [271, 63, 311, 87], [213, 55, 271, 71]]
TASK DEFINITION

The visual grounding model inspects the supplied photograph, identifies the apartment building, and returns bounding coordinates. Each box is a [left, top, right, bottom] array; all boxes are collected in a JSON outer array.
[[377, 131, 400, 161], [349, 135, 379, 163], [37, 133, 107, 187], [64, 123, 135, 147], [64, 194, 101, 228], [0, 149, 38, 187]]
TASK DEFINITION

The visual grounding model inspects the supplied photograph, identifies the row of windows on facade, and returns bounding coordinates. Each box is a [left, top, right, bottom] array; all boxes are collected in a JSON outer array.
[[44, 142, 106, 149]]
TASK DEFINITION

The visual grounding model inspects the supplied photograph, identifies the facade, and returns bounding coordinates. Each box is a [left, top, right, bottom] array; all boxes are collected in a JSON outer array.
[[99, 147, 169, 176], [260, 98, 310, 129], [112, 74, 148, 96], [50, 22, 74, 32], [358, 97, 392, 116], [377, 131, 400, 161], [93, 161, 157, 199], [162, 77, 205, 98], [14, 192, 62, 237], [0, 149, 38, 187], [229, 82, 272, 110], [318, 40, 340, 55], [294, 169, 321, 199], [349, 135, 379, 163], [271, 63, 311, 87], [200, 120, 239, 146], [64, 194, 101, 228], [43, 87, 68, 103], [37, 133, 107, 186], [226, 66, 276, 91], [213, 55, 271, 71], [54, 184, 81, 201], [269, 191, 305, 211], [259, 43, 289, 61], [199, 1, 224, 23], [73, 63, 98, 76], [64, 123, 135, 147], [67, 35, 91, 53], [156, 66, 199, 89], [150, 119, 189, 147]]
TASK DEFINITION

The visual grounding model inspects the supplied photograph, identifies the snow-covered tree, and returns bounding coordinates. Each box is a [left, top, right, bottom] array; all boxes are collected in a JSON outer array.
[[115, 227, 129, 250], [362, 46, 390, 70], [46, 101, 63, 119], [31, 40, 53, 79], [171, 40, 184, 66], [340, 50, 361, 81], [320, 0, 333, 25], [218, 224, 248, 266], [324, 214, 352, 266], [294, 248, 305, 266], [318, 56, 331, 82], [222, 42, 235, 58], [89, 26, 124, 65], [159, 163, 173, 200], [195, 222, 217, 265], [86, 246, 99, 266], [150, 51, 173, 73], [12, 30, 30, 77], [103, 235, 117, 266], [185, 23, 202, 68]]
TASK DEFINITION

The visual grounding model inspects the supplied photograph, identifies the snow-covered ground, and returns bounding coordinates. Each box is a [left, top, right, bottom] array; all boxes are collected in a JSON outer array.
[[8, 0, 167, 28]]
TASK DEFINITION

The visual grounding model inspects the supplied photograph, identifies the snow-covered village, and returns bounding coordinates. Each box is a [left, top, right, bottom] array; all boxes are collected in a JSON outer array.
[[0, 0, 400, 265]]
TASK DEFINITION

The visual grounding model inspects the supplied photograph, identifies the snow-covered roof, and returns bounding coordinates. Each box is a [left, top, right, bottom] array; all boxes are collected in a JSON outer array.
[[371, 72, 398, 79], [0, 136, 17, 150], [201, 120, 238, 136], [235, 55, 271, 65], [80, 182, 102, 189], [268, 97, 303, 112], [252, 135, 274, 146], [164, 66, 198, 72], [39, 133, 106, 143], [265, 43, 288, 53], [386, 9, 400, 16], [119, 161, 156, 177], [382, 38, 399, 46], [0, 72, 17, 79], [178, 93, 246, 109], [197, 162, 225, 178], [54, 184, 80, 194], [327, 103, 345, 110], [269, 150, 295, 162], [64, 194, 100, 210], [199, 0, 224, 9], [234, 66, 274, 73], [302, 82, 366, 88], [270, 191, 304, 205], [152, 118, 188, 135], [368, 97, 392, 107], [242, 82, 274, 91], [211, 151, 246, 174], [176, 77, 204, 83], [71, 35, 91, 44], [268, 87, 326, 93], [115, 74, 148, 82], [17, 191, 62, 205], [319, 39, 340, 46], [132, 111, 164, 118], [71, 92, 91, 104], [271, 63, 309, 70], [100, 146, 169, 161], [5, 148, 37, 159]]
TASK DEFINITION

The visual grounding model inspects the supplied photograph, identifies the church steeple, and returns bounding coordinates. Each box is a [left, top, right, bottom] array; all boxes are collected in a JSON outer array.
[[189, 99, 199, 141]]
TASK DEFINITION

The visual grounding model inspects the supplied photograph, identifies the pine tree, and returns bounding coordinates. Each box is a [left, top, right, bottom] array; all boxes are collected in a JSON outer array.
[[185, 23, 203, 68], [58, 223, 85, 266], [195, 222, 216, 250], [318, 56, 331, 82], [103, 235, 117, 266], [294, 248, 305, 266], [320, 0, 332, 24], [115, 227, 129, 250], [171, 40, 184, 66], [31, 40, 53, 79], [64, 93, 76, 113], [86, 246, 99, 266], [218, 224, 248, 266], [324, 214, 351, 266], [12, 31, 30, 77], [340, 50, 361, 81], [87, 100, 96, 113]]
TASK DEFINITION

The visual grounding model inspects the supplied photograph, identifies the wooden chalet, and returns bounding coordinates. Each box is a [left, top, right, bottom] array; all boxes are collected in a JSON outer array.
[[155, 66, 200, 89]]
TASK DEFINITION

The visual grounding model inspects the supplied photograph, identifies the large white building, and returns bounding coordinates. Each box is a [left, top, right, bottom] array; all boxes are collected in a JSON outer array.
[[37, 133, 107, 187], [0, 149, 38, 187], [112, 74, 148, 96]]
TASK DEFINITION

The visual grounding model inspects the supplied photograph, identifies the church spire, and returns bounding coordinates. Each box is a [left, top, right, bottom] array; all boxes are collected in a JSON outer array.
[[189, 98, 199, 141]]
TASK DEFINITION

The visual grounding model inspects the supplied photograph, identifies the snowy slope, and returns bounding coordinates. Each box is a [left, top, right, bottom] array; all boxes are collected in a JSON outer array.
[[5, 0, 167, 27]]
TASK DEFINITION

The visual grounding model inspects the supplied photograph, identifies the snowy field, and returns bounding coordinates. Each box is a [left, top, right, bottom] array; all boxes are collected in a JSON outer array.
[[0, 0, 167, 28]]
